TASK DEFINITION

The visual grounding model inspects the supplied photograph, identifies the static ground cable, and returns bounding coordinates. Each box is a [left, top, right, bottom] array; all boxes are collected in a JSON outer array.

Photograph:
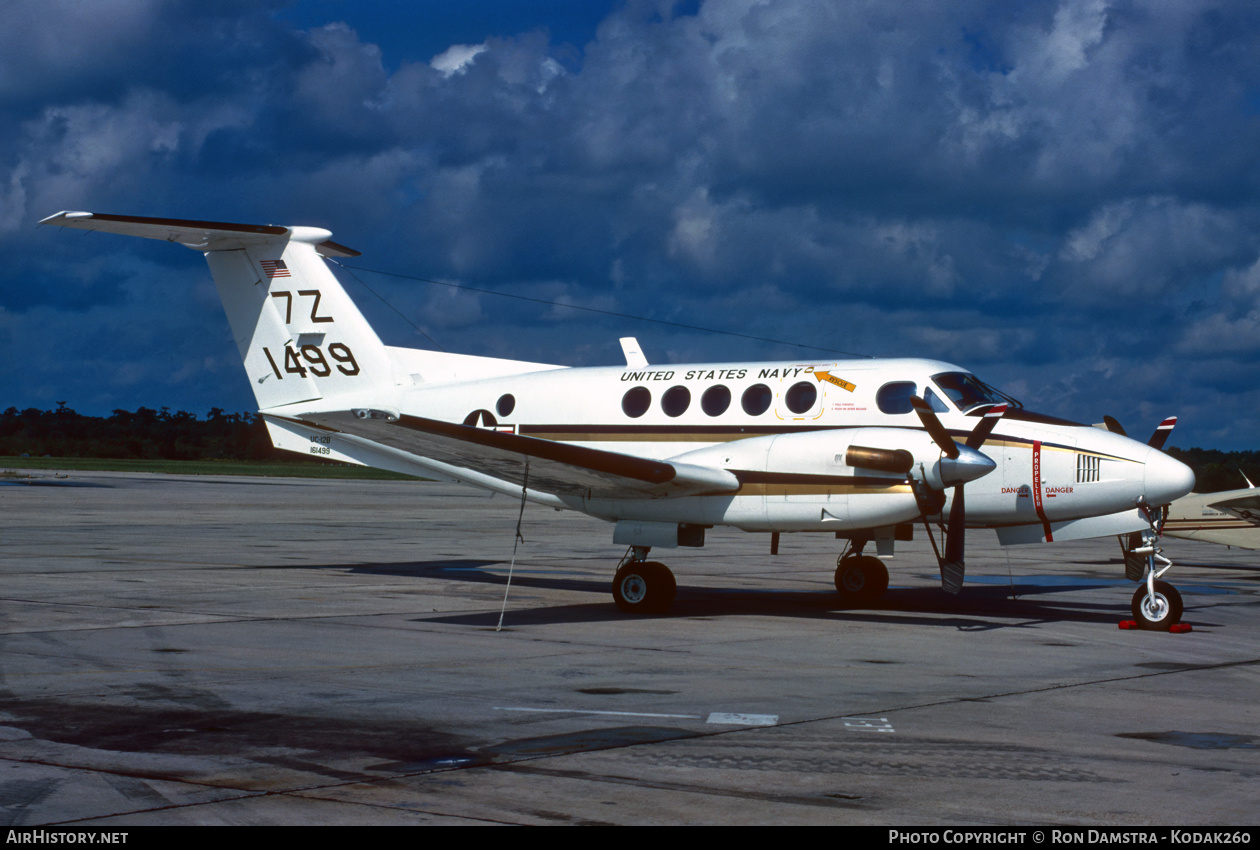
[[330, 259, 448, 352], [496, 461, 530, 632], [343, 263, 871, 359]]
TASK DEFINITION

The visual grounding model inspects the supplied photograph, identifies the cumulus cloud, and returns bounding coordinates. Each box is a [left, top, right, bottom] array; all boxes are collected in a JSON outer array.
[[0, 0, 165, 101], [5, 90, 251, 233], [1051, 197, 1249, 301], [431, 43, 488, 78], [6, 0, 1260, 448]]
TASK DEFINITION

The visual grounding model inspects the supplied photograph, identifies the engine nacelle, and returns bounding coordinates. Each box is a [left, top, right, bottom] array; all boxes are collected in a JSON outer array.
[[671, 426, 990, 491]]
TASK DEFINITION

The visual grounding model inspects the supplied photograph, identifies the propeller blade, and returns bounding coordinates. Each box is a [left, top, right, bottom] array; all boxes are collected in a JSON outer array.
[[1147, 416, 1176, 450], [965, 403, 1008, 450], [941, 485, 966, 595], [945, 487, 965, 564], [908, 397, 1000, 594], [909, 396, 999, 488], [1102, 415, 1127, 436], [907, 402, 1006, 596], [911, 395, 959, 459], [943, 402, 1006, 596]]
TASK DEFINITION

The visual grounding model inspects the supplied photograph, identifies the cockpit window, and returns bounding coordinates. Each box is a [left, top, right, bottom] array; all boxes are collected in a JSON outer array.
[[923, 386, 949, 413], [930, 372, 1022, 413]]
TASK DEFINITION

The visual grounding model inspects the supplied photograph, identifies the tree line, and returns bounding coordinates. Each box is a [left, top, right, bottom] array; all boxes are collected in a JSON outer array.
[[3, 404, 1258, 493], [1160, 447, 1259, 494], [1, 405, 277, 462]]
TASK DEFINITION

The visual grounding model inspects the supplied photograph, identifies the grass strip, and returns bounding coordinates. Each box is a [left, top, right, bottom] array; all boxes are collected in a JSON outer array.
[[0, 456, 421, 480]]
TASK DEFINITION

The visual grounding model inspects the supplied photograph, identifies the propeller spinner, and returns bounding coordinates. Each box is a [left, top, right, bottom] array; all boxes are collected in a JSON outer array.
[[910, 398, 1006, 594]]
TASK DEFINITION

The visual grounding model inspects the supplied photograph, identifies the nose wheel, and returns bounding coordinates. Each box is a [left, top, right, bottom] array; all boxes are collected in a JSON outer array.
[[1131, 580, 1183, 630]]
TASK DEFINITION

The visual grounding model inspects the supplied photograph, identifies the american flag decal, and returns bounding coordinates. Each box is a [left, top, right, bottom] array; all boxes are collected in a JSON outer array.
[[260, 259, 290, 278]]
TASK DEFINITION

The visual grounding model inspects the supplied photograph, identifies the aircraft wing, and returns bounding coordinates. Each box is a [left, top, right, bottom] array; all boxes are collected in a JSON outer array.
[[297, 410, 740, 500], [1161, 487, 1260, 549], [1205, 491, 1260, 523]]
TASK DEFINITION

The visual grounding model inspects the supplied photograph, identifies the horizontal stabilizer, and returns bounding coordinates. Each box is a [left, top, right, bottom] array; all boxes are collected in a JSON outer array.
[[39, 211, 360, 257], [291, 410, 741, 500]]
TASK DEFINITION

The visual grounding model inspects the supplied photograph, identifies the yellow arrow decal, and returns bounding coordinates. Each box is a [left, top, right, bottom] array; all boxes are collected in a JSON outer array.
[[813, 370, 856, 392]]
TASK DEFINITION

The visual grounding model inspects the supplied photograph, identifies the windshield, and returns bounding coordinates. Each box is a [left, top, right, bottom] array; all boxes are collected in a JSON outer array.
[[930, 372, 1023, 413]]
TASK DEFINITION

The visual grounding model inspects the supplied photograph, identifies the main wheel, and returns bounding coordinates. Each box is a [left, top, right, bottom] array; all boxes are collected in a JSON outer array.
[[834, 555, 889, 604], [612, 561, 677, 614], [1130, 580, 1183, 630]]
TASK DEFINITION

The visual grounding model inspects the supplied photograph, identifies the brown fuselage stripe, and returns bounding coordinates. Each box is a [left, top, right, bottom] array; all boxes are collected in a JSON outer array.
[[734, 483, 913, 496], [516, 424, 1123, 459], [284, 414, 1135, 479], [1165, 520, 1255, 530]]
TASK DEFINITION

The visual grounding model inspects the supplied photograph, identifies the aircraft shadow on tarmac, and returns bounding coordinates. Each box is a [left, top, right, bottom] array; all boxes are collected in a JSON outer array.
[[0, 477, 112, 488], [331, 558, 1213, 630]]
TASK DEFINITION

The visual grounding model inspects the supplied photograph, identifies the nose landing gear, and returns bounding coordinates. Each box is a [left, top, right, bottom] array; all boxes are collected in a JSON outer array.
[[1127, 502, 1184, 631]]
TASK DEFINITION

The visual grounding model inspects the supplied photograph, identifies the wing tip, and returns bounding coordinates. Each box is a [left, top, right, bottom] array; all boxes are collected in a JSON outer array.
[[39, 210, 93, 226]]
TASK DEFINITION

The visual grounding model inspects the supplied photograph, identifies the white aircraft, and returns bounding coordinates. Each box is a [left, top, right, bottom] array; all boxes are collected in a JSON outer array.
[[42, 211, 1198, 628], [1159, 473, 1260, 550]]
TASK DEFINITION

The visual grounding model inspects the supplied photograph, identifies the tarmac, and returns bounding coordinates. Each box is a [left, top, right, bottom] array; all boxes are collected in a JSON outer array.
[[0, 469, 1257, 825]]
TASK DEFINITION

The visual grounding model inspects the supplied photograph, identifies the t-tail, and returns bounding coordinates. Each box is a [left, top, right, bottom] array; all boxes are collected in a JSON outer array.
[[40, 211, 395, 411]]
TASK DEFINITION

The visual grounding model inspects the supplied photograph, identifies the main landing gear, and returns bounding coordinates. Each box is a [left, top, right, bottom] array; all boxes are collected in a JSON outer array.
[[609, 539, 899, 614], [834, 540, 889, 606], [611, 547, 677, 614], [1125, 502, 1184, 631]]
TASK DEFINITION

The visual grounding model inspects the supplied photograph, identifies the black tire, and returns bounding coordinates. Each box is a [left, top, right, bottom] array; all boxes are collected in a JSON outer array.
[[834, 555, 889, 604], [1130, 581, 1183, 630], [612, 561, 677, 614], [1122, 532, 1147, 582]]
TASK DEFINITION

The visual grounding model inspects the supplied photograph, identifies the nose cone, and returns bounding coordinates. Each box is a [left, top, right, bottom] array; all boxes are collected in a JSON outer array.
[[1143, 448, 1196, 506], [939, 444, 997, 486]]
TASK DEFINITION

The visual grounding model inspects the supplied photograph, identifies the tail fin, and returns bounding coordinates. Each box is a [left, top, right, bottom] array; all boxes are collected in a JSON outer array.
[[41, 211, 391, 411]]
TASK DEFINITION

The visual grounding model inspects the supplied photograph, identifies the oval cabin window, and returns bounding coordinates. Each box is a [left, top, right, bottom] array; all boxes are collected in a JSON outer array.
[[701, 385, 731, 416], [622, 386, 652, 418], [784, 381, 816, 414], [661, 385, 691, 417], [741, 384, 772, 416]]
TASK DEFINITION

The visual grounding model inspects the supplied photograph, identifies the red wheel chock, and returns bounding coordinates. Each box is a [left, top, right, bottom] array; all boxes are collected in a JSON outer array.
[[1118, 620, 1192, 633]]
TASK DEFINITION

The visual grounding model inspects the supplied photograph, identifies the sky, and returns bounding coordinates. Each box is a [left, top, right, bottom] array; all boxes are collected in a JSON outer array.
[[3, 0, 1260, 450]]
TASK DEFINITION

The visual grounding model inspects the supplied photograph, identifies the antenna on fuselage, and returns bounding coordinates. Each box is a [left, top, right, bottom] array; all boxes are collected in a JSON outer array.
[[620, 337, 648, 368]]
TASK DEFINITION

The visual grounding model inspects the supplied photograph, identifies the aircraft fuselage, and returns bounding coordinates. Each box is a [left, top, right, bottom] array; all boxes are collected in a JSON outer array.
[[278, 355, 1191, 537]]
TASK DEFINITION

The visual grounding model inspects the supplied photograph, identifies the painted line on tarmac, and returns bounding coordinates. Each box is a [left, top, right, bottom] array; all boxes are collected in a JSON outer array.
[[706, 712, 778, 726], [491, 710, 776, 730], [495, 706, 701, 719], [493, 706, 778, 726]]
